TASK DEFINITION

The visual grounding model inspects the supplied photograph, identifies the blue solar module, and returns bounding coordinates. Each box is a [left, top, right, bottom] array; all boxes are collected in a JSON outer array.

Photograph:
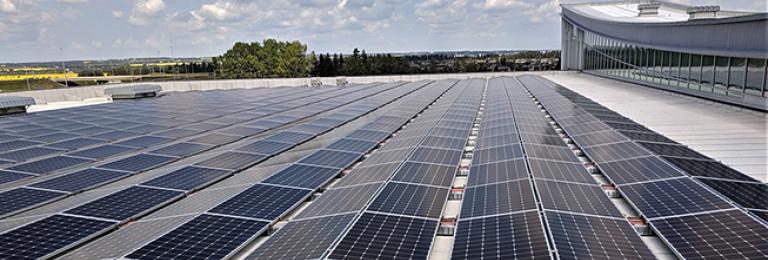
[[751, 210, 768, 223], [638, 142, 709, 160], [209, 183, 311, 220], [30, 168, 131, 192], [0, 215, 115, 260], [65, 186, 182, 221], [430, 127, 470, 139], [0, 147, 64, 162], [98, 154, 175, 173], [597, 156, 685, 185], [126, 214, 269, 260], [153, 128, 202, 139], [298, 150, 362, 169], [237, 141, 294, 155], [619, 130, 677, 144], [124, 124, 166, 134], [296, 183, 382, 219], [290, 124, 332, 135], [326, 138, 378, 153], [391, 162, 456, 187], [92, 130, 139, 141], [580, 142, 653, 163], [345, 129, 391, 142], [468, 159, 528, 186], [142, 166, 232, 191], [0, 170, 34, 185], [523, 143, 580, 163], [537, 180, 623, 217], [219, 126, 267, 137], [697, 179, 768, 210], [262, 164, 340, 189], [74, 126, 113, 136], [662, 157, 756, 182], [263, 131, 314, 144], [461, 179, 536, 218], [68, 145, 135, 160], [546, 211, 655, 259], [188, 133, 242, 145], [0, 188, 68, 216], [528, 159, 594, 184], [330, 212, 437, 260], [46, 137, 104, 151], [368, 182, 449, 218], [568, 130, 629, 147], [33, 132, 79, 143], [0, 134, 22, 142], [247, 213, 356, 260], [333, 162, 402, 188], [8, 156, 93, 175], [408, 147, 464, 166], [149, 142, 211, 157], [453, 211, 550, 259], [621, 177, 734, 218], [114, 136, 172, 149], [421, 136, 467, 150], [518, 133, 564, 147], [0, 140, 42, 151], [472, 145, 524, 164], [651, 210, 768, 259], [196, 151, 266, 171]]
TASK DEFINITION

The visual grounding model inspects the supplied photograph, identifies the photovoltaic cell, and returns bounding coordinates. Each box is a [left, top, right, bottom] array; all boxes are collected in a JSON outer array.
[[0, 170, 34, 185], [0, 140, 42, 151], [333, 163, 401, 188], [452, 211, 550, 259], [461, 179, 536, 218], [751, 210, 768, 223], [662, 157, 755, 182], [330, 212, 437, 260], [149, 142, 211, 157], [209, 184, 311, 220], [517, 133, 563, 147], [8, 156, 93, 175], [264, 131, 314, 144], [598, 156, 685, 185], [421, 136, 467, 150], [651, 210, 768, 259], [65, 186, 182, 221], [619, 130, 676, 144], [472, 145, 523, 164], [262, 164, 340, 189], [33, 132, 78, 143], [142, 166, 232, 191], [68, 145, 135, 160], [0, 188, 68, 216], [528, 159, 593, 184], [368, 182, 449, 218], [196, 151, 266, 171], [697, 179, 768, 210], [537, 180, 622, 217], [580, 142, 652, 163], [345, 129, 391, 142], [30, 168, 131, 192], [237, 141, 294, 155], [92, 130, 139, 141], [297, 183, 382, 219], [546, 211, 655, 259], [126, 214, 269, 260], [326, 138, 378, 153], [0, 215, 115, 260], [47, 137, 105, 151], [298, 150, 362, 169], [188, 133, 242, 146], [468, 159, 528, 186], [98, 154, 175, 173], [619, 178, 733, 219], [391, 162, 456, 187], [246, 213, 356, 260], [114, 136, 171, 149], [0, 147, 64, 162]]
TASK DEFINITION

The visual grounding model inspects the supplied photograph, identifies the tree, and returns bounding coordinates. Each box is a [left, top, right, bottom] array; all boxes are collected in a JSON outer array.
[[215, 39, 313, 79]]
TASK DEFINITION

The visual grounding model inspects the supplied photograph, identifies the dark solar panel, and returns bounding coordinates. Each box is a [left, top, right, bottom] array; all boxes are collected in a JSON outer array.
[[297, 183, 382, 219], [237, 141, 294, 155], [0, 188, 68, 216], [298, 150, 362, 169], [345, 129, 391, 142], [196, 151, 266, 171], [581, 142, 653, 163], [0, 140, 43, 151], [619, 130, 676, 144], [453, 211, 550, 259], [391, 162, 456, 187], [639, 142, 709, 160], [651, 210, 768, 259], [98, 154, 175, 173], [619, 178, 733, 219], [46, 137, 104, 150], [517, 133, 563, 147], [153, 128, 202, 139], [114, 136, 171, 149], [598, 156, 686, 185], [333, 162, 401, 188], [330, 212, 437, 260], [546, 211, 655, 259], [327, 138, 379, 153], [142, 166, 232, 191], [92, 130, 139, 141], [149, 142, 211, 157], [264, 131, 314, 144], [68, 145, 135, 160], [569, 130, 629, 147], [247, 213, 356, 259], [0, 170, 34, 185], [472, 145, 523, 164], [662, 157, 755, 182], [126, 214, 269, 260], [368, 182, 449, 218], [30, 168, 130, 192], [421, 136, 467, 150], [0, 147, 64, 162], [461, 179, 536, 218], [468, 159, 528, 186], [697, 179, 768, 210], [751, 210, 768, 223], [523, 143, 580, 163], [65, 186, 182, 221], [209, 184, 311, 220], [528, 159, 593, 184], [537, 180, 623, 217], [124, 124, 165, 134], [188, 133, 242, 145], [262, 164, 340, 189], [0, 215, 115, 259], [33, 132, 79, 143], [8, 156, 93, 175], [218, 126, 267, 137]]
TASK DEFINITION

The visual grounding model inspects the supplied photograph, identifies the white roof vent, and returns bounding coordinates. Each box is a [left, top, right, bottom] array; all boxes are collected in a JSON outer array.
[[637, 3, 661, 17], [687, 5, 720, 20]]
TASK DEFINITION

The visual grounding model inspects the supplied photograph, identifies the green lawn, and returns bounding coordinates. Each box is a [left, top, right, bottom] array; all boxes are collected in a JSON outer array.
[[0, 79, 66, 93]]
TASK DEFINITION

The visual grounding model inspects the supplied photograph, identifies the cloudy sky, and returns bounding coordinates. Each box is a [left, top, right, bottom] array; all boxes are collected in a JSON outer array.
[[0, 0, 764, 63]]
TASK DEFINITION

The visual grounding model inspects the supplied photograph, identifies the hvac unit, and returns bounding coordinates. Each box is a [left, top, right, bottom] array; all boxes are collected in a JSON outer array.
[[0, 96, 35, 116]]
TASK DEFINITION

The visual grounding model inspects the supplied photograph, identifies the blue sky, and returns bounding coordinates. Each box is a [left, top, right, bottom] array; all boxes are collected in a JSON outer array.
[[0, 0, 764, 63]]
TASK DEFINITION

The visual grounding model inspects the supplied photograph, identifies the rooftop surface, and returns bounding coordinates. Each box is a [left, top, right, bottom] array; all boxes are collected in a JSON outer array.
[[563, 0, 758, 23], [0, 74, 766, 259]]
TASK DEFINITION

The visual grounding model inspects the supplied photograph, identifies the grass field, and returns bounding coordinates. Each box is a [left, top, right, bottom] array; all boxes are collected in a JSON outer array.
[[0, 79, 66, 92]]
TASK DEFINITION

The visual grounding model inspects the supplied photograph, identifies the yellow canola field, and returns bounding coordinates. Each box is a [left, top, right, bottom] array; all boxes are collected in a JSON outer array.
[[0, 73, 79, 81]]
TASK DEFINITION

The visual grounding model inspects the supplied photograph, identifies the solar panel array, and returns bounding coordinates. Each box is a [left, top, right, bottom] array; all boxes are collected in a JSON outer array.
[[0, 75, 765, 259]]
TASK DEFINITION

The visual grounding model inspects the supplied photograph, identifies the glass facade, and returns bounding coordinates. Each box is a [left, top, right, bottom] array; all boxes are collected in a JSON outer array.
[[582, 32, 767, 98]]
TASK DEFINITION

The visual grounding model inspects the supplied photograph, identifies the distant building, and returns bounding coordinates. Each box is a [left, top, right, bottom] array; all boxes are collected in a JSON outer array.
[[560, 0, 767, 110]]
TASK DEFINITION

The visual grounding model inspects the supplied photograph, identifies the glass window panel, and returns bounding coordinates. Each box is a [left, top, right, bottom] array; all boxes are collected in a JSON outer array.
[[690, 54, 702, 90], [714, 56, 729, 94], [670, 52, 680, 87], [680, 53, 690, 88], [728, 58, 746, 97], [701, 55, 715, 92], [745, 58, 765, 96]]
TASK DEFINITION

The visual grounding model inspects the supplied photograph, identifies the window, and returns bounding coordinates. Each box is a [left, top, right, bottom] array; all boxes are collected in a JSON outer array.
[[670, 52, 680, 87], [690, 55, 702, 90], [679, 53, 690, 88], [745, 58, 766, 96], [701, 55, 715, 92], [728, 58, 746, 97], [714, 56, 729, 95]]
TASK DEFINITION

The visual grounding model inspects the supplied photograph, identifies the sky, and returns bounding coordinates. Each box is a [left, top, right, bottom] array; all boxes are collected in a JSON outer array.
[[0, 0, 765, 63]]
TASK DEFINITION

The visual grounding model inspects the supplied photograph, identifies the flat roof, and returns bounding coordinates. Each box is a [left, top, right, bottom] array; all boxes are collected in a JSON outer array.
[[563, 0, 756, 23]]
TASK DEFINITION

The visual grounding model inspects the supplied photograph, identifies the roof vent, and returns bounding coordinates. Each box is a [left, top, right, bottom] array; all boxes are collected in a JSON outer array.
[[687, 5, 720, 20], [637, 3, 661, 17], [0, 96, 35, 116], [104, 84, 162, 99]]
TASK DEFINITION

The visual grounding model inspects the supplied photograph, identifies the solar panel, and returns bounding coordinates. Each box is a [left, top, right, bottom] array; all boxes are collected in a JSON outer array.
[[30, 168, 131, 192], [472, 145, 523, 164], [619, 178, 733, 219], [218, 126, 267, 137], [0, 140, 43, 151], [297, 183, 382, 219], [247, 213, 356, 259], [188, 133, 242, 145], [262, 164, 341, 189], [0, 215, 115, 259], [142, 166, 232, 191], [528, 159, 593, 184], [751, 210, 768, 223], [391, 162, 456, 187], [420, 136, 467, 150], [298, 150, 362, 169], [452, 211, 550, 259], [619, 130, 676, 144], [114, 136, 172, 149], [264, 131, 314, 144], [98, 154, 175, 173], [638, 142, 709, 160], [597, 156, 686, 185], [196, 151, 266, 171], [65, 186, 182, 221], [329, 212, 437, 260], [33, 132, 79, 143], [345, 129, 391, 142], [0, 170, 34, 185], [461, 179, 536, 218], [546, 211, 655, 259], [153, 128, 202, 139], [326, 138, 379, 153], [126, 214, 269, 260], [46, 137, 104, 151], [651, 210, 768, 259], [237, 140, 294, 155], [517, 133, 563, 147], [0, 188, 68, 216], [124, 124, 166, 134], [333, 162, 401, 188], [580, 142, 652, 163], [662, 157, 755, 182], [523, 143, 580, 163], [697, 179, 768, 210], [568, 130, 629, 147], [8, 156, 93, 175], [209, 184, 311, 220], [0, 147, 64, 162], [368, 182, 449, 218], [536, 180, 623, 217], [92, 130, 139, 141], [68, 145, 135, 160], [467, 159, 528, 186], [149, 142, 211, 157], [605, 122, 651, 132]]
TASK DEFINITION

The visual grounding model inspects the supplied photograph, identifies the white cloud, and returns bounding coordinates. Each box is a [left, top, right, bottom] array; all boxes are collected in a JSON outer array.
[[90, 41, 102, 48], [197, 2, 238, 20], [479, 0, 531, 10], [129, 0, 166, 25], [71, 41, 86, 51], [57, 0, 90, 3], [523, 0, 560, 23], [112, 10, 123, 18], [112, 37, 140, 48], [0, 0, 16, 13]]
